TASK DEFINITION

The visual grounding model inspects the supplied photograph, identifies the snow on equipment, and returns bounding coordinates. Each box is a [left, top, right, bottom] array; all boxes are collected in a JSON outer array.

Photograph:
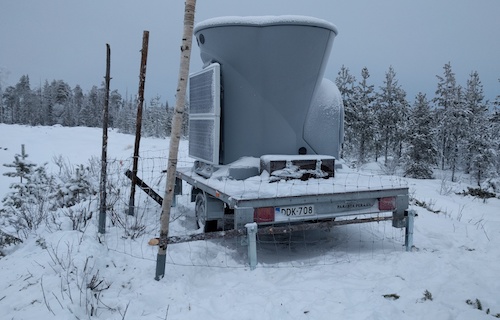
[[167, 16, 412, 267]]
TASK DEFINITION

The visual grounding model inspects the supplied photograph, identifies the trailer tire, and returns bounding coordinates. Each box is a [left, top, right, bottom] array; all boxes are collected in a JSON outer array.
[[195, 192, 217, 233]]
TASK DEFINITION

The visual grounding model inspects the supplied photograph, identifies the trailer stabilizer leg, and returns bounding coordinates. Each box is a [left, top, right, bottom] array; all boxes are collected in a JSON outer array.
[[245, 223, 258, 270], [405, 210, 416, 252], [155, 253, 166, 281]]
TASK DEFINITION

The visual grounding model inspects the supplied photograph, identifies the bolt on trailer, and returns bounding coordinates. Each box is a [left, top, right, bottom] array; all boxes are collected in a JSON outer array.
[[172, 16, 413, 262]]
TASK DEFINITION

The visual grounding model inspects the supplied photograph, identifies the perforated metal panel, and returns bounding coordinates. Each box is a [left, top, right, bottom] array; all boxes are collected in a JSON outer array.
[[188, 63, 221, 164]]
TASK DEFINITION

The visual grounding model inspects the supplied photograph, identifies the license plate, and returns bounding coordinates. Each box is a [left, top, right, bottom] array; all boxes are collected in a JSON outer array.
[[275, 205, 315, 217]]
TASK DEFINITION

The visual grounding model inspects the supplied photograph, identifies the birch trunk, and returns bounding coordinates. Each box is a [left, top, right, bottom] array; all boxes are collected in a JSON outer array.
[[155, 0, 196, 280]]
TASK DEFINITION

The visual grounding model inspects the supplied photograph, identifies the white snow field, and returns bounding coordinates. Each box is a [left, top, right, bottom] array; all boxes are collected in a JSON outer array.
[[0, 124, 499, 319]]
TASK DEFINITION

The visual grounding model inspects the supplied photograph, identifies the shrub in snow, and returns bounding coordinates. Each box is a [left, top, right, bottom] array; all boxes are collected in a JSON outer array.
[[404, 161, 434, 179], [0, 229, 22, 255], [44, 243, 113, 317], [50, 164, 97, 209], [1, 147, 100, 236], [1, 148, 54, 237], [470, 148, 497, 187], [47, 159, 101, 231], [422, 290, 433, 302]]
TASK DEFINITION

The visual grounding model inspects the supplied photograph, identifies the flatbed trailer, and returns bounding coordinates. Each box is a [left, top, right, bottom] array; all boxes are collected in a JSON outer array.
[[173, 158, 414, 268], [176, 157, 409, 223]]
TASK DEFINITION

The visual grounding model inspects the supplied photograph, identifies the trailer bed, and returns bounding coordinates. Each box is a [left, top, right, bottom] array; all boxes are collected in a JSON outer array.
[[175, 158, 409, 227]]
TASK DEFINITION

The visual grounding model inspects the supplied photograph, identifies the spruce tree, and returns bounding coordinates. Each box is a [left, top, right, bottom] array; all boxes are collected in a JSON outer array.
[[492, 79, 500, 174], [335, 65, 356, 159], [404, 93, 437, 179], [375, 66, 409, 165], [109, 90, 123, 129], [50, 164, 96, 209], [1, 86, 17, 124], [463, 71, 489, 173], [434, 62, 460, 171], [72, 85, 85, 126], [2, 145, 35, 184], [352, 67, 376, 164], [447, 87, 469, 182], [1, 146, 53, 234], [14, 75, 33, 125]]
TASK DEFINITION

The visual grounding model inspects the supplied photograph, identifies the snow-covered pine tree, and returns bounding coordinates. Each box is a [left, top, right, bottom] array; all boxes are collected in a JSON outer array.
[[143, 95, 171, 138], [447, 86, 469, 182], [335, 65, 356, 159], [115, 96, 136, 135], [490, 112, 500, 176], [495, 79, 500, 110], [79, 85, 102, 128], [53, 80, 73, 126], [434, 62, 460, 171], [352, 67, 376, 164], [404, 93, 437, 179], [109, 89, 123, 129], [492, 79, 500, 175], [2, 145, 35, 184], [50, 164, 97, 209], [40, 80, 54, 126], [375, 66, 409, 165], [0, 229, 22, 251], [460, 72, 496, 186], [0, 76, 3, 123], [1, 145, 53, 235], [1, 86, 17, 124], [72, 85, 85, 126], [14, 75, 34, 125], [470, 145, 496, 187]]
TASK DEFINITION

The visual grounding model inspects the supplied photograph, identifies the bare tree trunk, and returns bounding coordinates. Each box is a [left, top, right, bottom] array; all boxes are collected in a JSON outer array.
[[155, 0, 196, 281], [99, 44, 111, 234], [129, 30, 150, 216]]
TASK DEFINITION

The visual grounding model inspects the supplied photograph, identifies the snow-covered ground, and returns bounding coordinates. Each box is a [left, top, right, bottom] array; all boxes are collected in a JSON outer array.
[[0, 124, 499, 319]]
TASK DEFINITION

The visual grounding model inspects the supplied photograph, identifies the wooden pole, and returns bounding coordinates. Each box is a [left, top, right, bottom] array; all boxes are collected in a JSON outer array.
[[99, 44, 111, 234], [155, 0, 196, 281], [129, 30, 150, 216]]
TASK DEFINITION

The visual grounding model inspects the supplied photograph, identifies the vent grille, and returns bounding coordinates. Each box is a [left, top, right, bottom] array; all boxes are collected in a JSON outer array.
[[188, 63, 221, 164]]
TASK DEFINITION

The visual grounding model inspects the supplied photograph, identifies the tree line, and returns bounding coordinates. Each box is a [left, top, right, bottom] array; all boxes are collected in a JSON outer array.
[[0, 76, 188, 138], [336, 63, 499, 186], [1, 63, 499, 186]]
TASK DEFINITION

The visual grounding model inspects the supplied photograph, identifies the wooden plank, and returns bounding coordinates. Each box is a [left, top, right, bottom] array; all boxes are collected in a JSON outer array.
[[125, 169, 163, 205], [148, 215, 393, 245]]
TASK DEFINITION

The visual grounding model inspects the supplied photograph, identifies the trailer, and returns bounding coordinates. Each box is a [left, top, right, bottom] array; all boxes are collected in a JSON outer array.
[[170, 16, 412, 267], [176, 157, 409, 230]]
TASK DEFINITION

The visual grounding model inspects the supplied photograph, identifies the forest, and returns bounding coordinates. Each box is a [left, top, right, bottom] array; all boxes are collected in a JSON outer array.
[[1, 62, 499, 186]]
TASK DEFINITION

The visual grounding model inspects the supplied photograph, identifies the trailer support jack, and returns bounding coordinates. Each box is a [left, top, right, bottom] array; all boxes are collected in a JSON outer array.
[[246, 223, 258, 270], [405, 210, 416, 252]]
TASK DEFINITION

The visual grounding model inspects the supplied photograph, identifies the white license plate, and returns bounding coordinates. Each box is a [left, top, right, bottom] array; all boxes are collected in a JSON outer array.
[[275, 205, 315, 217]]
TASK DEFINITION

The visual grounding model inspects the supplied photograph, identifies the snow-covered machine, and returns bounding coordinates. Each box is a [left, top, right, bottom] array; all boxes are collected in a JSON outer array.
[[188, 16, 343, 165], [174, 16, 412, 262]]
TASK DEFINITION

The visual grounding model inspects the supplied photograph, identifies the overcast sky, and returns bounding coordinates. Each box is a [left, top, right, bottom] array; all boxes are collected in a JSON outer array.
[[1, 0, 499, 105]]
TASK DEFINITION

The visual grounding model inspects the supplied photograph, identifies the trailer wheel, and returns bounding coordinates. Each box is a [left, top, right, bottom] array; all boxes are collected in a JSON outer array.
[[195, 192, 217, 233]]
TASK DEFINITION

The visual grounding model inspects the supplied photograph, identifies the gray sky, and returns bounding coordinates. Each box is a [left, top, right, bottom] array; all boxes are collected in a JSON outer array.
[[1, 0, 499, 105]]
